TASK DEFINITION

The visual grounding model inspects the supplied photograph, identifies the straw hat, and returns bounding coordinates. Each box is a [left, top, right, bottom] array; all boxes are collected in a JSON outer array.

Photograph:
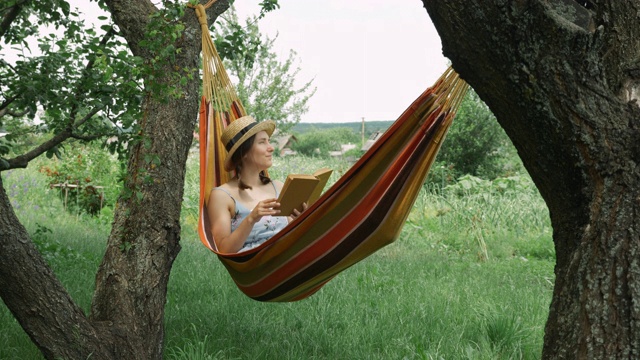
[[221, 115, 275, 171]]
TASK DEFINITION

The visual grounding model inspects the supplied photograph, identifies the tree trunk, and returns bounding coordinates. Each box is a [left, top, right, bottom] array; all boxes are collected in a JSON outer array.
[[0, 1, 230, 359], [422, 0, 640, 358], [0, 176, 121, 358]]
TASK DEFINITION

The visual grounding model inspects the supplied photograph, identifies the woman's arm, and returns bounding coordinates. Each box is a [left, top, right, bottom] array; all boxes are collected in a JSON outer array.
[[207, 189, 281, 253]]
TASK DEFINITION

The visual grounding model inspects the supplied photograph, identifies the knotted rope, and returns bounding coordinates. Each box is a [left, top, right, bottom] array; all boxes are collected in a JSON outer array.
[[189, 0, 245, 114]]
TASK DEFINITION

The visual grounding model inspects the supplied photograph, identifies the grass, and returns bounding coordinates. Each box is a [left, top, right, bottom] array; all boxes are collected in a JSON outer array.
[[1, 154, 554, 359], [164, 238, 552, 359]]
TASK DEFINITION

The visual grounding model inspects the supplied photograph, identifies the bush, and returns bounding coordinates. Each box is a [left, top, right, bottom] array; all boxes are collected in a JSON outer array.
[[291, 127, 360, 158], [39, 141, 122, 216], [343, 148, 364, 160], [436, 89, 523, 179], [423, 162, 457, 192]]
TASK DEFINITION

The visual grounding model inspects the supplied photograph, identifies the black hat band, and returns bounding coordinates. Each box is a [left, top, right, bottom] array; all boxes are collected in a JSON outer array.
[[225, 122, 256, 152]]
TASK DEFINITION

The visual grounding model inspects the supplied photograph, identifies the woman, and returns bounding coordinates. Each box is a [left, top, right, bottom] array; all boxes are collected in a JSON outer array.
[[207, 116, 302, 253]]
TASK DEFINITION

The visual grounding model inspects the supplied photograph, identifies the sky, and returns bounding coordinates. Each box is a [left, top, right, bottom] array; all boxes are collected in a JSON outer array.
[[45, 1, 449, 124], [233, 0, 449, 123]]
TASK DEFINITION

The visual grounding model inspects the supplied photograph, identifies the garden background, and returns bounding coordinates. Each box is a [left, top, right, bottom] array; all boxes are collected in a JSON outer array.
[[1, 110, 554, 358]]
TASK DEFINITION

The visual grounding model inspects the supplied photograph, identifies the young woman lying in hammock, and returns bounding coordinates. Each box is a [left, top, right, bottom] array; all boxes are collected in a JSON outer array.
[[207, 116, 306, 253]]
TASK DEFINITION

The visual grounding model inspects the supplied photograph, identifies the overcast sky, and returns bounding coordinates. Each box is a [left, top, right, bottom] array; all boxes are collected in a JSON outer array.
[[233, 0, 449, 123], [57, 1, 448, 123]]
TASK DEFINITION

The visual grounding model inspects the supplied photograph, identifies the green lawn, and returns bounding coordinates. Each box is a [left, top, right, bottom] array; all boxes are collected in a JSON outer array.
[[1, 155, 554, 359]]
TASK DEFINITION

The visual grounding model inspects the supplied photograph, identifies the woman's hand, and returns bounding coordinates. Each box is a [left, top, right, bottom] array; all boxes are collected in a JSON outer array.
[[248, 198, 281, 224], [290, 202, 308, 221]]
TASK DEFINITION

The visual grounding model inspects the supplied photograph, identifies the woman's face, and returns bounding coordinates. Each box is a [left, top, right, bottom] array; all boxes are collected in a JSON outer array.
[[243, 131, 274, 171]]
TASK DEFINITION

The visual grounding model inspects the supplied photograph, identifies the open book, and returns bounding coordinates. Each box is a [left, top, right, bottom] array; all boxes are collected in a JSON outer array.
[[277, 168, 333, 216]]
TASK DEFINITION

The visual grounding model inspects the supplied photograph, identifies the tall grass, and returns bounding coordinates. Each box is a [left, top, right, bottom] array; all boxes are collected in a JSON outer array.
[[1, 154, 554, 359], [407, 175, 553, 262]]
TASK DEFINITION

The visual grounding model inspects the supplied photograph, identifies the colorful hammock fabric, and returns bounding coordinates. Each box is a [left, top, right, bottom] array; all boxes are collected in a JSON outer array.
[[193, 3, 469, 302]]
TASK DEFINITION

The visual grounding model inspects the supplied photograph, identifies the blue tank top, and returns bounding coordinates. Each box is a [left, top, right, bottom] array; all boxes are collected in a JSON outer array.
[[213, 183, 288, 251]]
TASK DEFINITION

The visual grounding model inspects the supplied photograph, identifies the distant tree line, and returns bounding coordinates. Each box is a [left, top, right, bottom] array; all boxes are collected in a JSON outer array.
[[287, 90, 522, 182]]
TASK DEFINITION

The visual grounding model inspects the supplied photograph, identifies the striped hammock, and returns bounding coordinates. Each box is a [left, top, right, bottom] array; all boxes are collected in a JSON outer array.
[[194, 3, 469, 302]]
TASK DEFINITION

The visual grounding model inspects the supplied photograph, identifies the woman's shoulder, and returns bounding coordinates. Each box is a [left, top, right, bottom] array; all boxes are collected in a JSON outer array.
[[272, 179, 284, 192], [216, 181, 238, 191], [210, 182, 239, 203]]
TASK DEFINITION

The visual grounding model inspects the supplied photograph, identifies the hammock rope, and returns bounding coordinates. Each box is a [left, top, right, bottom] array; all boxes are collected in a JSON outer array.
[[191, 1, 246, 197], [193, 4, 469, 302]]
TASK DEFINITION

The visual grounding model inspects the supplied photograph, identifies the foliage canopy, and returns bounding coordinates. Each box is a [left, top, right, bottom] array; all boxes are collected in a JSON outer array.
[[0, 0, 143, 166], [213, 7, 316, 133]]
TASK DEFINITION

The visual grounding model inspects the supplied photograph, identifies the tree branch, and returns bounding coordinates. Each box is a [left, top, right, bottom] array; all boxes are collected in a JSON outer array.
[[0, 0, 30, 39], [73, 107, 102, 128], [0, 105, 29, 119], [0, 106, 103, 171], [0, 93, 19, 112], [0, 129, 71, 171], [6, 108, 28, 117], [0, 0, 29, 13]]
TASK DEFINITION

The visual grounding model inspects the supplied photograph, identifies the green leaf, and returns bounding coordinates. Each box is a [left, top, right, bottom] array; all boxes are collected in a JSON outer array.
[[60, 1, 70, 17], [144, 137, 152, 150], [259, 0, 280, 13]]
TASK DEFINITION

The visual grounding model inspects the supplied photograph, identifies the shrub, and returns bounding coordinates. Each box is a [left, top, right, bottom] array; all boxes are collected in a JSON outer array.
[[437, 89, 523, 179], [292, 127, 360, 157], [39, 141, 122, 216]]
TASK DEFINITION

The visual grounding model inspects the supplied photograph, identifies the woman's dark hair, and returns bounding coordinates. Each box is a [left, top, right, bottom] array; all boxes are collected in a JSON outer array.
[[231, 134, 271, 190]]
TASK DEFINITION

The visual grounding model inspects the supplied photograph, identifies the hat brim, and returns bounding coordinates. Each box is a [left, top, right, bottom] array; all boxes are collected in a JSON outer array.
[[224, 120, 275, 171]]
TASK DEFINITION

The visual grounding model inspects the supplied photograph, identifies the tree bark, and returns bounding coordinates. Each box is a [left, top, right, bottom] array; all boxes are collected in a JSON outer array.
[[422, 0, 640, 358], [0, 176, 120, 359], [0, 1, 230, 359], [90, 0, 231, 357]]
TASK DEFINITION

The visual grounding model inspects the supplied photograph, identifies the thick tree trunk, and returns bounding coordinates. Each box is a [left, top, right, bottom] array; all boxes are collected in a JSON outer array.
[[422, 0, 640, 358], [0, 1, 230, 359], [0, 176, 121, 359], [89, 1, 230, 358]]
